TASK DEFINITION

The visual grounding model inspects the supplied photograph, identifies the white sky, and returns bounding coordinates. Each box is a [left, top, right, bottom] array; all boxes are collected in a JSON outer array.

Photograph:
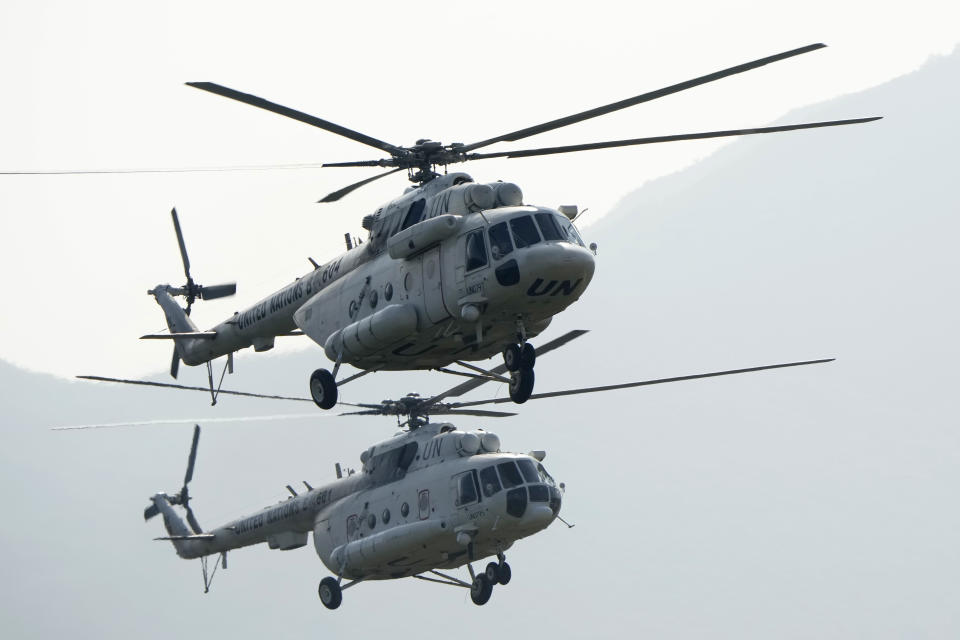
[[1, 0, 958, 379]]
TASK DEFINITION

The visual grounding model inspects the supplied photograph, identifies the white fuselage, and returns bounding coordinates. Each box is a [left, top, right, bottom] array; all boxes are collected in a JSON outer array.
[[156, 173, 595, 372], [162, 423, 561, 580]]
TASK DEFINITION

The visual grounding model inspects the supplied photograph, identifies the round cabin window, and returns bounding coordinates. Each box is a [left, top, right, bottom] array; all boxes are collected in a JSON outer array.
[[382, 509, 391, 524], [400, 502, 409, 518], [384, 282, 393, 301]]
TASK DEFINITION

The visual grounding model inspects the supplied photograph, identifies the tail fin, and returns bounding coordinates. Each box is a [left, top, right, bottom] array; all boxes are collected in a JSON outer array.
[[147, 493, 193, 556], [148, 286, 199, 378], [149, 286, 200, 335]]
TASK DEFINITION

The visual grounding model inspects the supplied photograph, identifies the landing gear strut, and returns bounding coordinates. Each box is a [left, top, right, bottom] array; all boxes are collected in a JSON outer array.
[[410, 554, 513, 606]]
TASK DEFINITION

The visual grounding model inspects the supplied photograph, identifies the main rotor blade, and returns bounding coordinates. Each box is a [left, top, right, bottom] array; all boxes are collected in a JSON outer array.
[[318, 167, 404, 203], [469, 118, 883, 160], [0, 162, 329, 175], [76, 375, 314, 402], [459, 43, 827, 153], [199, 283, 237, 300], [426, 329, 589, 404], [171, 208, 190, 280], [438, 409, 518, 418], [52, 413, 328, 431], [184, 425, 200, 485], [450, 358, 835, 408], [186, 82, 402, 155]]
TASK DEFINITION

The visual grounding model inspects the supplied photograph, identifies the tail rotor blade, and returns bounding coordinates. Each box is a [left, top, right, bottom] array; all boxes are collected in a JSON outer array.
[[184, 505, 203, 535], [184, 425, 200, 485], [170, 208, 191, 281], [170, 348, 180, 380], [199, 283, 237, 300]]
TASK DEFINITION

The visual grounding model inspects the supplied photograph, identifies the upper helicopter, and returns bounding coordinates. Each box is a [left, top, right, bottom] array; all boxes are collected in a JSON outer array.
[[72, 43, 878, 409]]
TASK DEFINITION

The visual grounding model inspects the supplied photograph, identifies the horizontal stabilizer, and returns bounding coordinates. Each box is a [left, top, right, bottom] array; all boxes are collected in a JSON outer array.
[[140, 331, 217, 340], [154, 534, 216, 541]]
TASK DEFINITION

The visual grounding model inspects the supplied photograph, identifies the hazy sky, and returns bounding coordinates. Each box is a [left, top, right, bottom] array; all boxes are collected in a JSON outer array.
[[1, 0, 957, 378]]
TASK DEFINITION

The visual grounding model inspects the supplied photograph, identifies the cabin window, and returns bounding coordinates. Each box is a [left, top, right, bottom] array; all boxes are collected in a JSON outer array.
[[535, 213, 564, 241], [480, 465, 502, 497], [488, 222, 513, 260], [369, 289, 378, 308], [367, 513, 377, 529], [497, 461, 524, 488], [464, 229, 488, 272], [382, 508, 391, 524], [400, 502, 409, 518], [454, 470, 479, 506], [384, 282, 393, 301], [401, 199, 426, 231], [509, 216, 541, 248], [517, 458, 540, 484]]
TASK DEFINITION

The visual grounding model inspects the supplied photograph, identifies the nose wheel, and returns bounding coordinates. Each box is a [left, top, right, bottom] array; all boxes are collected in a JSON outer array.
[[504, 342, 536, 404]]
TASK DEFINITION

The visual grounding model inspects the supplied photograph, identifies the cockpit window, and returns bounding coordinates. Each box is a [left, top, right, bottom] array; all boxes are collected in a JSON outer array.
[[537, 462, 557, 487], [488, 222, 513, 260], [517, 458, 540, 484], [509, 216, 541, 248], [557, 216, 585, 247], [480, 465, 502, 497], [455, 470, 479, 506], [535, 213, 564, 241], [464, 229, 488, 271], [497, 461, 524, 488]]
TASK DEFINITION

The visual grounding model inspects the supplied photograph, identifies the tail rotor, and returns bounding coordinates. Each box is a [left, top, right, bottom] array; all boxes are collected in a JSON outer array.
[[168, 208, 237, 317], [144, 424, 203, 534]]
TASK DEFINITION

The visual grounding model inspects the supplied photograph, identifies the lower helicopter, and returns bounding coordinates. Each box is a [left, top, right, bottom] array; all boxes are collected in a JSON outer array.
[[63, 332, 834, 608]]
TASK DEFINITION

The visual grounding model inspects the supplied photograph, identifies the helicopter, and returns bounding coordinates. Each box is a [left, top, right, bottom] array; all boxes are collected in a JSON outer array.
[[74, 43, 878, 410], [100, 345, 835, 609]]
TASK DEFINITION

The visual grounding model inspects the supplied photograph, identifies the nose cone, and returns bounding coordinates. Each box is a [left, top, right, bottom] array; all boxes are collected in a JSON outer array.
[[518, 504, 556, 534], [523, 242, 596, 286]]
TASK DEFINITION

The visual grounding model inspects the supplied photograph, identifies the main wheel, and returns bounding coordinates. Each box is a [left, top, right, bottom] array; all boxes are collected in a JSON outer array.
[[470, 574, 493, 605], [318, 576, 342, 609], [520, 343, 536, 369], [485, 561, 500, 585], [309, 369, 338, 410], [497, 562, 512, 585], [508, 368, 535, 404], [503, 344, 521, 372]]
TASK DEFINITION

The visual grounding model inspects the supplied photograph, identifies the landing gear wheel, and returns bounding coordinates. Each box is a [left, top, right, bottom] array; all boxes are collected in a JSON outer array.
[[318, 577, 342, 609], [508, 368, 535, 404], [309, 369, 338, 410], [485, 561, 500, 585], [497, 562, 512, 585], [470, 574, 493, 605], [520, 343, 536, 369], [503, 344, 521, 372]]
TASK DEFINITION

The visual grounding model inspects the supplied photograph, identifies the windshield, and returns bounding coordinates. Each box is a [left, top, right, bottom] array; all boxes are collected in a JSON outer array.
[[509, 216, 541, 248]]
